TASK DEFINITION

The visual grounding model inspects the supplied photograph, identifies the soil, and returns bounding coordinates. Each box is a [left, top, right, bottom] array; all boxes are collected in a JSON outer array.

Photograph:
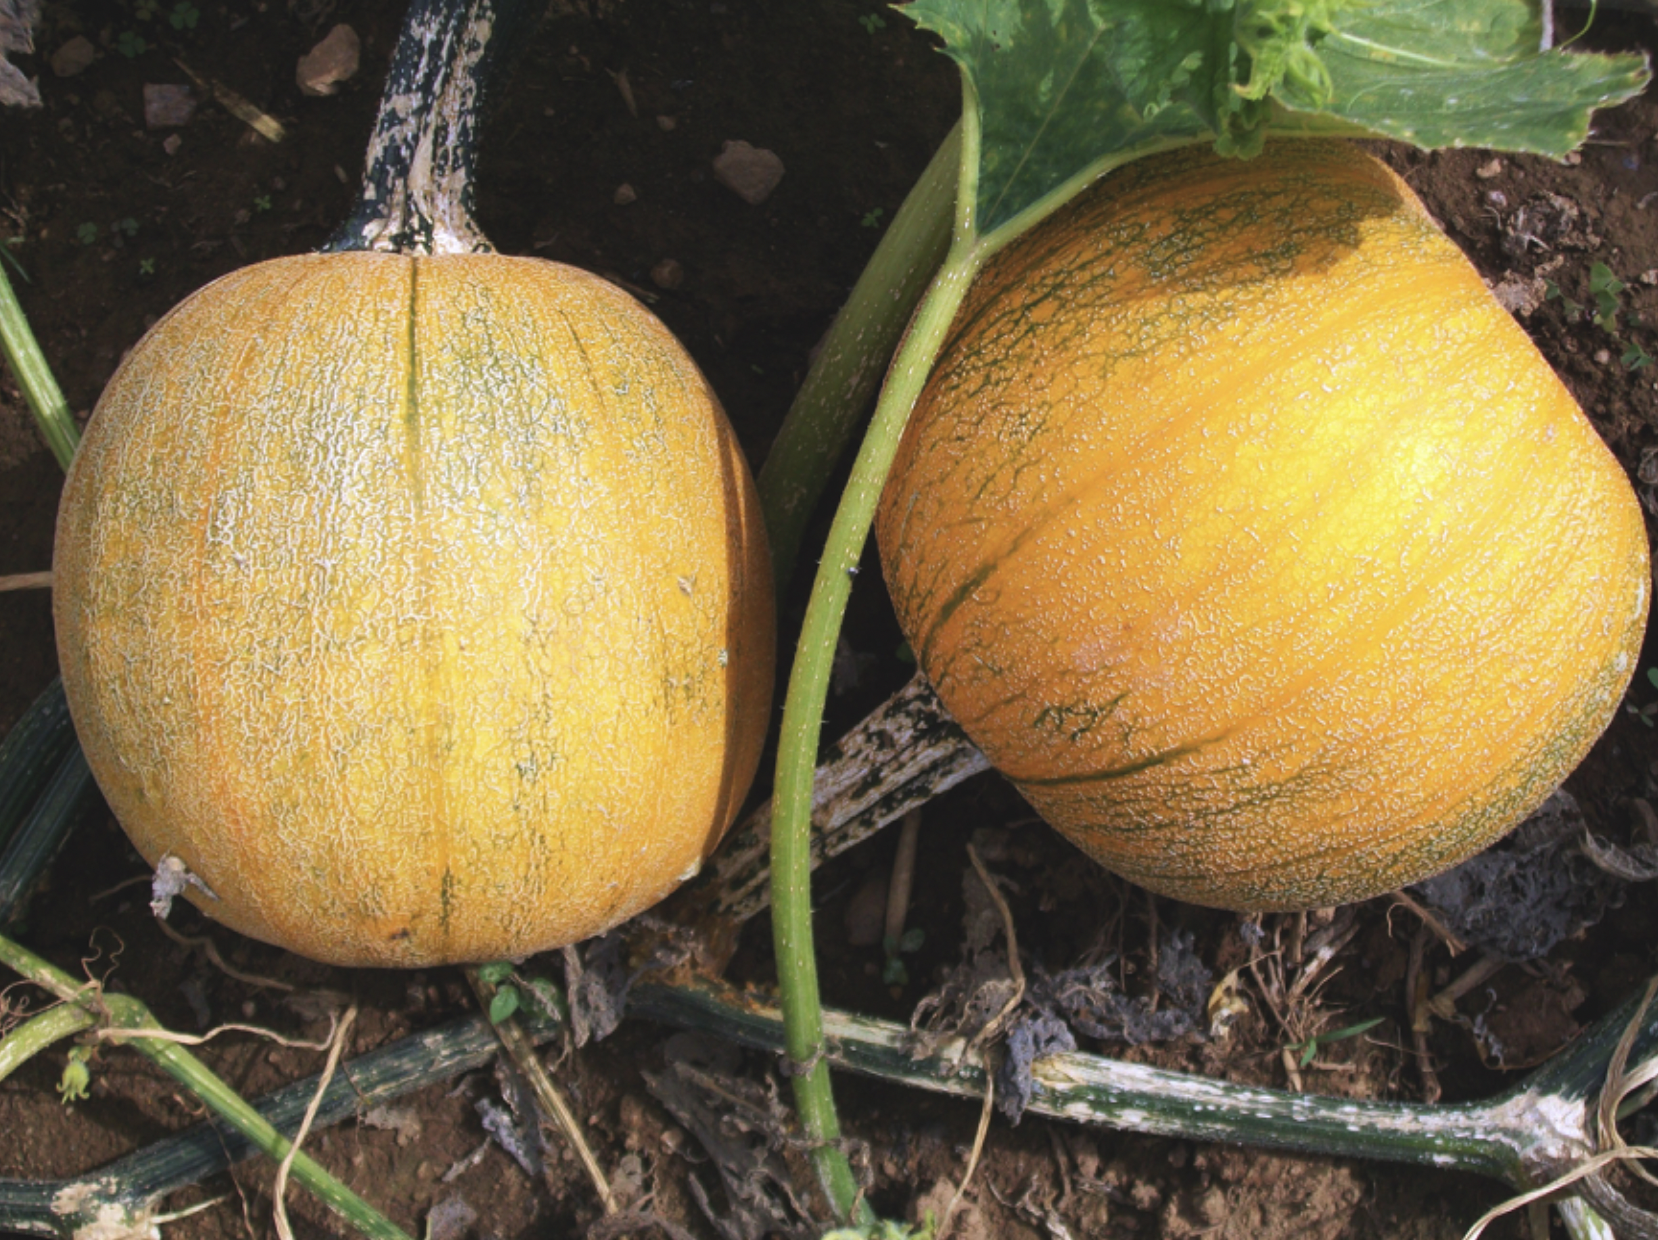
[[2, 4, 1658, 1240]]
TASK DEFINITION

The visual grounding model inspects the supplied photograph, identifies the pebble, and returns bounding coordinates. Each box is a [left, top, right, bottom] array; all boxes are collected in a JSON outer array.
[[713, 139, 784, 204], [142, 84, 196, 129], [1596, 348, 1612, 365], [296, 24, 361, 97], [425, 1197, 477, 1240], [650, 258, 684, 289], [1476, 157, 1503, 179], [51, 37, 97, 78], [656, 115, 677, 131], [162, 133, 182, 155], [613, 182, 637, 205]]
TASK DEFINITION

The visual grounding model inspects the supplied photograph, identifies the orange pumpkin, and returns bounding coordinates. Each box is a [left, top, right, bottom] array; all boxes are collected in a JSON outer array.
[[54, 253, 774, 966], [877, 141, 1648, 911]]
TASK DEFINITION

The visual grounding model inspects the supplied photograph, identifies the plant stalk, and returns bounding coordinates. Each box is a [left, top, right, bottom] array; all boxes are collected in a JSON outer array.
[[0, 1002, 95, 1087], [0, 261, 78, 471], [0, 1007, 562, 1238], [768, 85, 988, 1222], [757, 123, 960, 593], [0, 932, 413, 1240], [630, 974, 1658, 1193], [323, 0, 539, 256]]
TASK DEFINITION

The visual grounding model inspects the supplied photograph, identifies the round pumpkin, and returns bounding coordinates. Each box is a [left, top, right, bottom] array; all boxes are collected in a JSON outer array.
[[54, 252, 774, 966], [876, 141, 1649, 912]]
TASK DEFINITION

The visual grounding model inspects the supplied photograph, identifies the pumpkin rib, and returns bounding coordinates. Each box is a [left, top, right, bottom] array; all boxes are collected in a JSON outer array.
[[554, 286, 677, 919]]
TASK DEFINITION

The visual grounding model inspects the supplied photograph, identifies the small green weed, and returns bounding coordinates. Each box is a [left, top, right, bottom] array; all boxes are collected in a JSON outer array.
[[1623, 340, 1653, 371], [116, 30, 149, 58], [113, 217, 139, 240], [138, 257, 156, 277], [1589, 261, 1626, 331], [475, 960, 564, 1024], [1544, 278, 1582, 317], [857, 11, 887, 34], [861, 207, 886, 229], [75, 222, 99, 246], [170, 1, 200, 30], [253, 194, 273, 214], [824, 1216, 934, 1240], [1286, 1016, 1384, 1067]]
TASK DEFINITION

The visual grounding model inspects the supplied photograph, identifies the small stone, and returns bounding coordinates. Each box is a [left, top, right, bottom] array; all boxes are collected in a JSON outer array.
[[656, 115, 677, 131], [650, 258, 684, 290], [1476, 157, 1503, 179], [613, 182, 637, 205], [162, 133, 182, 155], [297, 24, 361, 97], [51, 37, 97, 78], [1641, 269, 1658, 286], [1596, 349, 1612, 365], [713, 139, 784, 204], [142, 83, 196, 129], [424, 1197, 477, 1240], [1564, 150, 1583, 166]]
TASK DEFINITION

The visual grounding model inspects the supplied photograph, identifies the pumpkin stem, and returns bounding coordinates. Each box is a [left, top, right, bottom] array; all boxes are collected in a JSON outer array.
[[322, 0, 539, 257]]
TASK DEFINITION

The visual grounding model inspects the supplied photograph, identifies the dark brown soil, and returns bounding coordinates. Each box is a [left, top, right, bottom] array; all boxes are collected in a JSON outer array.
[[3, 4, 1658, 1240]]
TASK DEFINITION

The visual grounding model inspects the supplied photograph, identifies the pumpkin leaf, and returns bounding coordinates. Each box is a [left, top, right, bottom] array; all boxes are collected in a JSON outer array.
[[1285, 1, 1650, 156], [902, 0, 1650, 241]]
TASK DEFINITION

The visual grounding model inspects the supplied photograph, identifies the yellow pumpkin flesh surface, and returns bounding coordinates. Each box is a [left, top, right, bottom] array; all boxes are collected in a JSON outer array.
[[876, 142, 1649, 911], [54, 252, 774, 967]]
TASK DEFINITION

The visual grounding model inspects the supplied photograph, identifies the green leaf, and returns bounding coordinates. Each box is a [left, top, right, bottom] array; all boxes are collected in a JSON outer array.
[[1289, 3, 1648, 158], [904, 0, 1225, 237], [903, 0, 1649, 241], [476, 960, 513, 986], [488, 984, 521, 1024]]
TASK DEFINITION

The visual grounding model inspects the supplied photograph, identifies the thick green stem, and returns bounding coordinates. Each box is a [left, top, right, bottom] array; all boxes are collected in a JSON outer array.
[[769, 89, 987, 1219], [0, 932, 413, 1240], [0, 262, 77, 472], [0, 1003, 94, 1087], [757, 123, 960, 593]]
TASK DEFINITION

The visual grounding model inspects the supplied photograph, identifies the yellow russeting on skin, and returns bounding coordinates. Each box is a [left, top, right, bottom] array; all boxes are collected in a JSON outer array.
[[54, 253, 775, 966], [877, 141, 1649, 911]]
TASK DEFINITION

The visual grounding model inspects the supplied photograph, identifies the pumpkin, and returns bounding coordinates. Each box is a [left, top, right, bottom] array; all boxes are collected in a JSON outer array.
[[53, 252, 774, 968], [875, 141, 1649, 912]]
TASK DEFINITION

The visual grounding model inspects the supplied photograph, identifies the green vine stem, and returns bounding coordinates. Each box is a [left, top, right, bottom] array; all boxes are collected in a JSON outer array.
[[0, 745, 94, 922], [768, 92, 989, 1221], [764, 80, 1215, 1218], [0, 1003, 94, 1088], [0, 262, 77, 471], [629, 976, 1658, 1235], [757, 123, 960, 593], [0, 932, 414, 1240], [0, 680, 74, 855], [0, 1004, 563, 1239]]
